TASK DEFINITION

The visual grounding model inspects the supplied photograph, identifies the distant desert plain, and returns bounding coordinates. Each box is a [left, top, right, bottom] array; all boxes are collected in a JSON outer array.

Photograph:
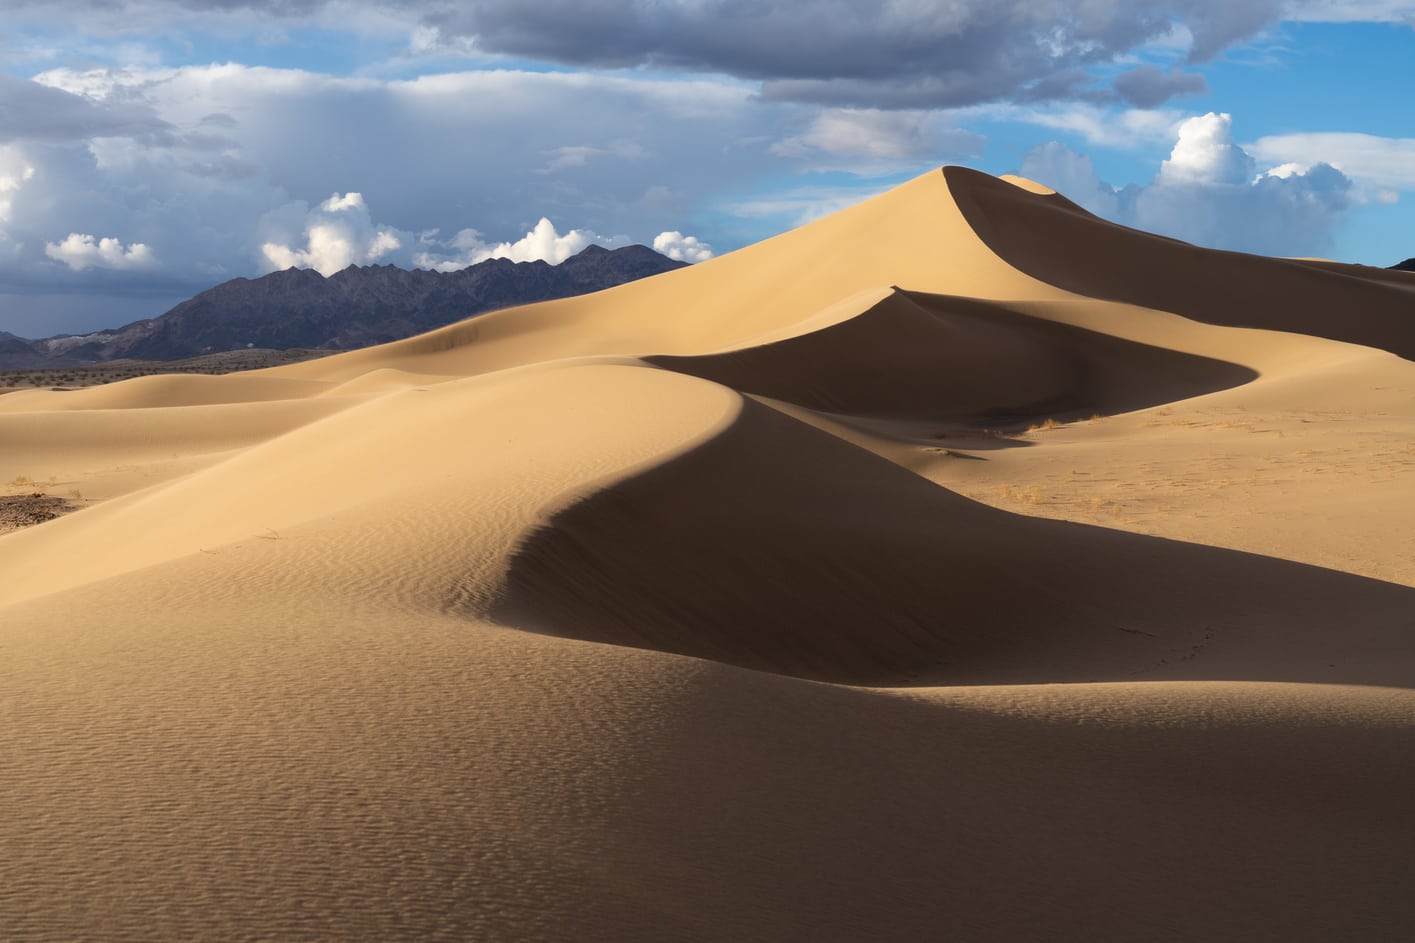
[[3, 167, 1414, 940]]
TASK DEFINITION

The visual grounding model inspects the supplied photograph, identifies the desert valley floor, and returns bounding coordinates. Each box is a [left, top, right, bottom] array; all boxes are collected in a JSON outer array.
[[3, 167, 1414, 940]]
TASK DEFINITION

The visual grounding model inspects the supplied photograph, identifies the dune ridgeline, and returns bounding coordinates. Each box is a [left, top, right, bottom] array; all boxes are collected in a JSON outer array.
[[3, 167, 1415, 941]]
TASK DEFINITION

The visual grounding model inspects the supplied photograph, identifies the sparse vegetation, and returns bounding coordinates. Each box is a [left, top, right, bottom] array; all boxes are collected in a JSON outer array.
[[0, 348, 331, 392], [0, 492, 76, 533]]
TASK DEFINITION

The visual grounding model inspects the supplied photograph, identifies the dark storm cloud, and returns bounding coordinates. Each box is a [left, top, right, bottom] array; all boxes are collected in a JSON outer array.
[[13, 0, 1282, 108], [1112, 64, 1209, 108], [422, 0, 1280, 107]]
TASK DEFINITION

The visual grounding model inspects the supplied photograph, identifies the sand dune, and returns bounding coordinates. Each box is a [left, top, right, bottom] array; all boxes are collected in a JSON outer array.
[[498, 393, 1415, 686], [955, 167, 1415, 358], [3, 167, 1414, 941], [650, 287, 1258, 425]]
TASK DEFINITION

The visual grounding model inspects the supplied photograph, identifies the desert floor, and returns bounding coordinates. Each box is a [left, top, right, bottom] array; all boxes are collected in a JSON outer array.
[[3, 167, 1413, 941]]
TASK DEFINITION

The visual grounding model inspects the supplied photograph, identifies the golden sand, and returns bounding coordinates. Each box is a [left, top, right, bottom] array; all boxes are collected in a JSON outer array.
[[3, 168, 1413, 940]]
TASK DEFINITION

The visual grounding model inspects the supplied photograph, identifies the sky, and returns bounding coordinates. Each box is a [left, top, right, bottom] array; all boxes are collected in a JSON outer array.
[[0, 1, 1412, 337]]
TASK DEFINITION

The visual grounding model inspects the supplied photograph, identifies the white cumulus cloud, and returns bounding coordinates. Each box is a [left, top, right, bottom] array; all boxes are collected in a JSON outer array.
[[413, 218, 628, 271], [45, 232, 155, 270], [653, 231, 713, 263], [259, 191, 404, 275], [1158, 113, 1255, 185], [1019, 112, 1354, 257], [479, 217, 615, 264]]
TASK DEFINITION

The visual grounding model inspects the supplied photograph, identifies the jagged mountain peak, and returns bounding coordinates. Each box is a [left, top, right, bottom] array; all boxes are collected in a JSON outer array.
[[7, 245, 684, 366]]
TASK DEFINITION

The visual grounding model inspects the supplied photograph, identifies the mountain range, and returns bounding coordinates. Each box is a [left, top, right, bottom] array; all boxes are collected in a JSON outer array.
[[2, 245, 684, 368]]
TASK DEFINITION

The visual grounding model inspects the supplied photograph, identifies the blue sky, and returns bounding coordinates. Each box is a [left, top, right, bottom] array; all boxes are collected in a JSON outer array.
[[1, 1, 1412, 337]]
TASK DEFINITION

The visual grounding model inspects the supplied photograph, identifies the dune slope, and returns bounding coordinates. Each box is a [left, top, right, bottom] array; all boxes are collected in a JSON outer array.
[[649, 287, 1258, 425], [950, 166, 1415, 359], [3, 167, 1414, 941], [496, 394, 1415, 686]]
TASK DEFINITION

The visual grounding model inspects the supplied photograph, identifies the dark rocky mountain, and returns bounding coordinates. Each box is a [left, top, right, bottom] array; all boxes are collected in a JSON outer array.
[[11, 245, 685, 366], [0, 331, 35, 356], [1391, 259, 1415, 272], [0, 331, 56, 369]]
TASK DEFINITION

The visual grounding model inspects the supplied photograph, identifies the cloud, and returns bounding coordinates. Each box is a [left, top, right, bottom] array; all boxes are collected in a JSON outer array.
[[11, 0, 1297, 109], [1283, 1, 1415, 23], [652, 231, 713, 263], [471, 217, 622, 265], [45, 233, 156, 270], [413, 218, 629, 272], [0, 72, 170, 144], [0, 63, 775, 333], [1137, 162, 1352, 255], [3, 0, 407, 41], [1158, 112, 1254, 184], [13, 0, 1415, 115], [422, 0, 1284, 108], [1005, 103, 1183, 149], [1018, 112, 1354, 256], [259, 192, 404, 275], [1017, 142, 1122, 218], [1248, 132, 1415, 191], [770, 108, 984, 174], [1019, 107, 1409, 200], [537, 141, 646, 174], [0, 155, 37, 226], [264, 197, 656, 275], [1112, 64, 1209, 107]]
